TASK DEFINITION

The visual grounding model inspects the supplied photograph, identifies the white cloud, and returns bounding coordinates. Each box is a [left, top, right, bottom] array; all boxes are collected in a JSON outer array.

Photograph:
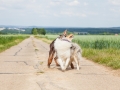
[[60, 11, 87, 17], [0, 7, 6, 10], [0, 0, 120, 27], [50, 0, 81, 6], [0, 0, 27, 10], [109, 0, 120, 5], [53, 13, 60, 17], [84, 2, 88, 6], [67, 0, 80, 6], [110, 8, 120, 13], [50, 1, 61, 6], [0, 0, 40, 10]]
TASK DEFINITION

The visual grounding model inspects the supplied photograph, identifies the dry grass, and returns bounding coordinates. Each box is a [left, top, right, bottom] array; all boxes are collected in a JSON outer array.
[[35, 35, 52, 44]]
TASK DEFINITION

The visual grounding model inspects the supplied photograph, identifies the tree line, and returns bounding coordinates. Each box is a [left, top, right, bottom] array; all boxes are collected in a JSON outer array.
[[0, 31, 2, 34], [31, 28, 46, 35]]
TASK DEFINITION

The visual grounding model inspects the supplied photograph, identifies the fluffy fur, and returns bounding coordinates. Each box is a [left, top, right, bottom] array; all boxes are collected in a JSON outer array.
[[70, 43, 82, 70], [47, 30, 74, 69], [54, 37, 73, 71], [48, 30, 82, 71], [54, 39, 82, 71]]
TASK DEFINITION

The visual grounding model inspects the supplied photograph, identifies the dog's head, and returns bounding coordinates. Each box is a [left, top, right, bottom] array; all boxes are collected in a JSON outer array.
[[66, 34, 74, 42], [58, 30, 74, 42], [59, 30, 67, 39]]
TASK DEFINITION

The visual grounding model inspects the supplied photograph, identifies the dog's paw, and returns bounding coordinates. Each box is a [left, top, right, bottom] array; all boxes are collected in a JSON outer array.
[[61, 67, 66, 72], [77, 67, 81, 70], [48, 65, 50, 68], [62, 70, 65, 72], [56, 64, 60, 66]]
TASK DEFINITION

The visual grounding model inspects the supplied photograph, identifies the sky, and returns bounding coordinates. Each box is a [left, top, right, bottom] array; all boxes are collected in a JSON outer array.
[[0, 0, 120, 27]]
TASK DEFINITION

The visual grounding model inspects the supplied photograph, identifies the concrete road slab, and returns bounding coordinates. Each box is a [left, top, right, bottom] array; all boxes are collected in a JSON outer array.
[[0, 36, 120, 90]]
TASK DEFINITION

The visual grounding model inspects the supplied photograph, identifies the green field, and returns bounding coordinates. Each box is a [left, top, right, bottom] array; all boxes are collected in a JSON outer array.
[[0, 35, 29, 52], [37, 35, 120, 69]]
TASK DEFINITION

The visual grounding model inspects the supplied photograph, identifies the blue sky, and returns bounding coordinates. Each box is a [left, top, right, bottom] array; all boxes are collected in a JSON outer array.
[[0, 0, 120, 27]]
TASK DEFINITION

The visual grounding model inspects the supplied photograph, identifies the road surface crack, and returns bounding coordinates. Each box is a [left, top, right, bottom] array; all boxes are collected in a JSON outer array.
[[4, 61, 28, 65], [36, 82, 47, 90], [14, 46, 22, 56]]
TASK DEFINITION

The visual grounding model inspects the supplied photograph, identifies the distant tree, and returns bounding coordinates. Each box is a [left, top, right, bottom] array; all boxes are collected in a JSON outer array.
[[40, 28, 46, 35], [36, 28, 41, 34], [35, 28, 46, 35], [31, 28, 34, 34], [31, 28, 38, 35], [31, 28, 46, 35], [0, 31, 2, 34]]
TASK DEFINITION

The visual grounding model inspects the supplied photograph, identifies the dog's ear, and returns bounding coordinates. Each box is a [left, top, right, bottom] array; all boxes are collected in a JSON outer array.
[[59, 35, 63, 39], [63, 30, 67, 36], [67, 34, 74, 39], [66, 34, 74, 41], [59, 34, 66, 39]]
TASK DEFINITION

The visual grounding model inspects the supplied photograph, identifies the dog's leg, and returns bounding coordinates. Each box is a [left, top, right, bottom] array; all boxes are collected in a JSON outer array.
[[69, 57, 74, 69], [77, 52, 81, 70], [54, 56, 60, 66], [63, 60, 66, 69], [71, 63, 74, 69], [78, 60, 80, 70], [58, 58, 64, 71], [68, 59, 72, 68], [74, 56, 80, 70], [48, 40, 56, 68], [47, 46, 52, 68], [48, 49, 55, 68], [68, 60, 74, 69], [64, 58, 70, 70]]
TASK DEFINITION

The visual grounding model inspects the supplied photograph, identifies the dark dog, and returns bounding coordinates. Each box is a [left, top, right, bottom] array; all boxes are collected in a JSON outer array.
[[47, 30, 74, 69]]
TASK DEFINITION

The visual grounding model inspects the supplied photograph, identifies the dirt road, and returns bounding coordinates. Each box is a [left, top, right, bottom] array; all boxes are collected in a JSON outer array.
[[0, 36, 120, 90]]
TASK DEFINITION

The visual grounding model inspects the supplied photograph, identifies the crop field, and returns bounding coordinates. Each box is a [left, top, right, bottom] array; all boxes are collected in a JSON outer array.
[[0, 35, 29, 52], [45, 35, 120, 49], [36, 35, 120, 69]]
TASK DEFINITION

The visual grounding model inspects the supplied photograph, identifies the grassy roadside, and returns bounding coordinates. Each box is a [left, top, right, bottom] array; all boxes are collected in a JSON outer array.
[[35, 35, 120, 70], [83, 48, 120, 69], [0, 35, 29, 53], [35, 35, 52, 44]]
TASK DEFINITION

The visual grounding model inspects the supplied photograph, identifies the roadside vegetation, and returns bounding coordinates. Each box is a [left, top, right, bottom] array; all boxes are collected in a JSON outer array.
[[0, 35, 29, 52], [36, 35, 120, 69], [31, 28, 46, 35], [35, 35, 52, 44]]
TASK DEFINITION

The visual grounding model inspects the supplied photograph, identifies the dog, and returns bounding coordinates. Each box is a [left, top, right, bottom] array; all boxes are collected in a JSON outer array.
[[69, 43, 82, 70], [54, 34, 74, 71], [47, 30, 74, 69]]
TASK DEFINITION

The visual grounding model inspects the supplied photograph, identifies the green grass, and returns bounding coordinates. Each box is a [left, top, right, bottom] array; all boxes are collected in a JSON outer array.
[[46, 35, 120, 49], [0, 35, 29, 52], [41, 35, 120, 69], [83, 48, 120, 69], [73, 35, 120, 49]]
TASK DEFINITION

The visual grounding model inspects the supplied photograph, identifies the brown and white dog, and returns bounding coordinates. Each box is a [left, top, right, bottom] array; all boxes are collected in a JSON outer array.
[[54, 34, 82, 71], [47, 30, 74, 69], [69, 43, 82, 70], [54, 33, 74, 71]]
